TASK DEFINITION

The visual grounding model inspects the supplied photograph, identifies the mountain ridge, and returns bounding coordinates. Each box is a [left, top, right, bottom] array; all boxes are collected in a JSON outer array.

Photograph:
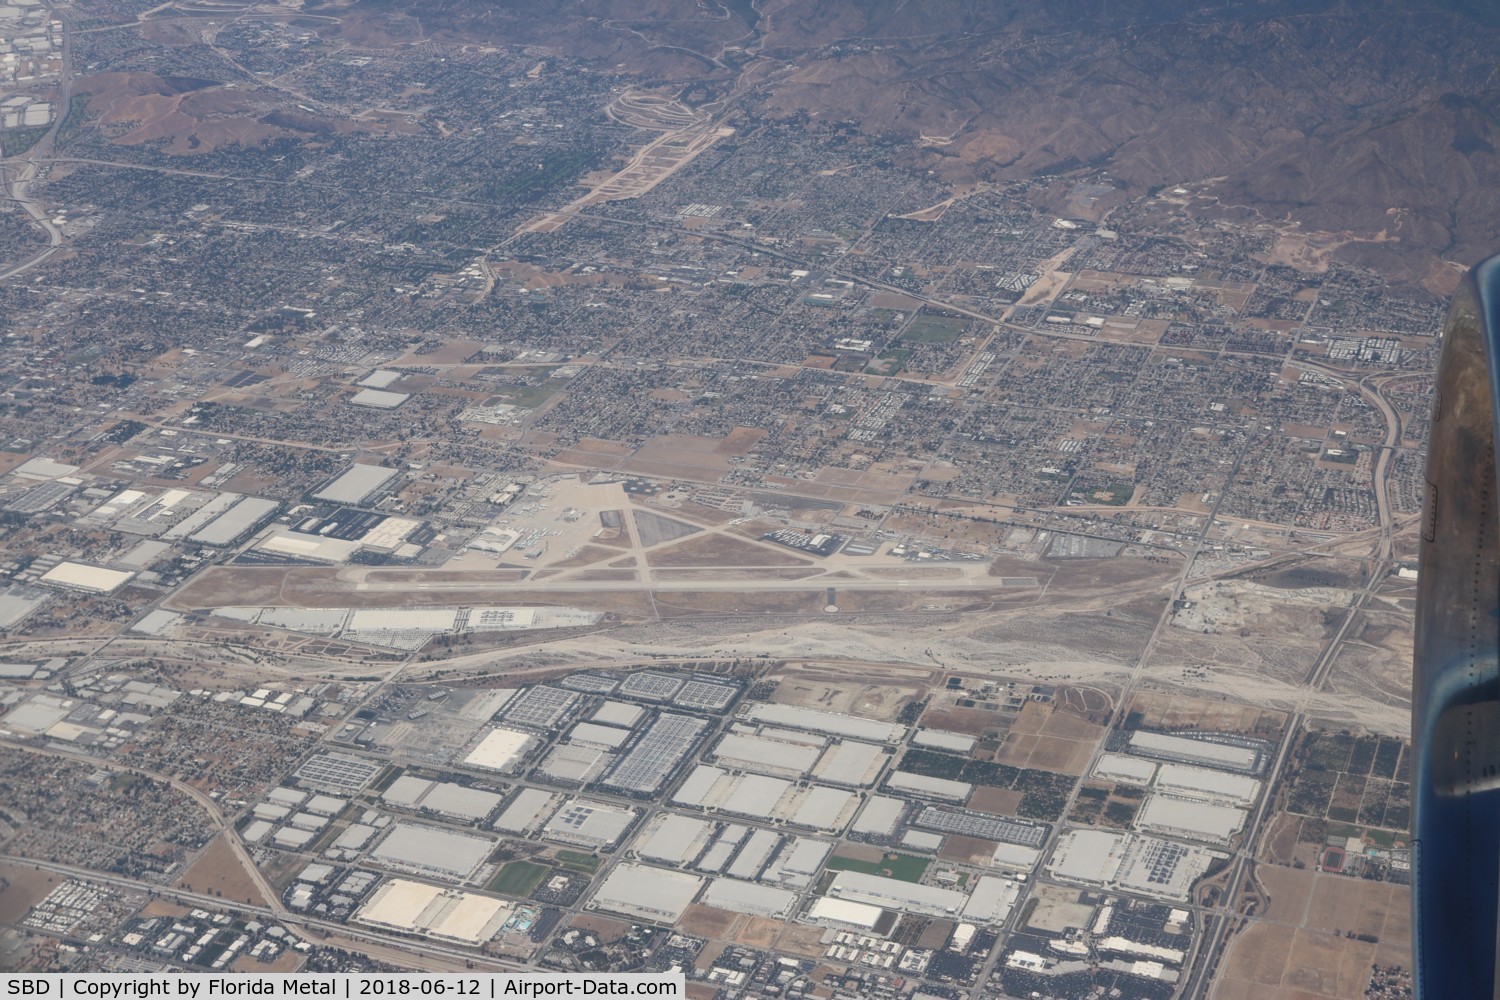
[[343, 0, 1500, 274]]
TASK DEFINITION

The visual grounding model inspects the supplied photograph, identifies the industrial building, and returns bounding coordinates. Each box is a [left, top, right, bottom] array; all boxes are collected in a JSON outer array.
[[589, 864, 705, 923], [359, 370, 403, 389], [761, 837, 829, 889], [294, 752, 383, 793], [502, 685, 579, 730], [726, 829, 781, 881], [1047, 829, 1129, 886], [541, 798, 636, 850], [354, 879, 511, 945], [11, 457, 79, 481], [1137, 794, 1247, 843], [961, 876, 1021, 924], [782, 785, 860, 832], [350, 389, 410, 409], [674, 766, 766, 811], [1154, 763, 1261, 807], [253, 527, 362, 564], [745, 704, 906, 743], [1046, 829, 1219, 900], [599, 712, 707, 795], [812, 740, 888, 787], [634, 813, 714, 866], [825, 871, 968, 918], [569, 721, 631, 749], [911, 729, 977, 754], [462, 727, 535, 773], [850, 795, 908, 838], [1127, 731, 1258, 772], [702, 878, 798, 918], [808, 897, 884, 931], [38, 562, 133, 594], [712, 731, 821, 777], [381, 777, 503, 822], [368, 822, 495, 881], [1093, 753, 1158, 785], [537, 742, 614, 784], [618, 671, 685, 701], [990, 842, 1043, 872], [491, 788, 557, 834], [187, 496, 279, 547], [886, 770, 972, 803], [313, 464, 401, 506], [591, 701, 644, 728], [1114, 837, 1221, 900]]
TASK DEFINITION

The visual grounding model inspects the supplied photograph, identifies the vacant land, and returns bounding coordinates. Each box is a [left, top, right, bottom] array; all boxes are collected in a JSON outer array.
[[173, 835, 270, 907], [1218, 866, 1411, 998], [0, 865, 60, 925]]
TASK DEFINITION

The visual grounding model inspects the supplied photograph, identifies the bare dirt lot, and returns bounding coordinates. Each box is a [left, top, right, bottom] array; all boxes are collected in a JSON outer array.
[[677, 903, 739, 941], [770, 675, 924, 721], [1216, 866, 1410, 998], [647, 533, 809, 567], [0, 864, 60, 924], [1125, 691, 1288, 737], [173, 834, 271, 907]]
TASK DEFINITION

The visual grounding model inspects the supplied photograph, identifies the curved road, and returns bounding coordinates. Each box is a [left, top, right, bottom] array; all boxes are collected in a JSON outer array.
[[0, 736, 283, 917]]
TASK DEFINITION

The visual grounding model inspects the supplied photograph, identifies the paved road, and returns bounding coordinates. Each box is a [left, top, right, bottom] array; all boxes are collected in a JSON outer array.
[[0, 854, 534, 972], [0, 0, 72, 280], [0, 736, 284, 917]]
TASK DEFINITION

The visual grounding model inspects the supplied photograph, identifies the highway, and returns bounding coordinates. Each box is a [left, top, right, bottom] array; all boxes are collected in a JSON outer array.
[[0, 855, 534, 973], [0, 736, 284, 918]]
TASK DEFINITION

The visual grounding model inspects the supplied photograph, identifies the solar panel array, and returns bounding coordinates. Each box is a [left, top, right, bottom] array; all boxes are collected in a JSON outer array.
[[675, 680, 739, 711], [618, 671, 685, 701], [295, 752, 383, 792], [915, 805, 1047, 847], [502, 685, 579, 730], [560, 673, 619, 694], [601, 713, 707, 794]]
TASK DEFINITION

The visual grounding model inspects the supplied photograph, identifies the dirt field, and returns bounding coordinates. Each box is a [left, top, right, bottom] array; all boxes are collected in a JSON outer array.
[[1030, 734, 1100, 773], [994, 703, 1103, 773], [1126, 690, 1288, 736], [919, 706, 997, 736], [830, 843, 887, 864], [939, 835, 998, 864], [0, 865, 61, 924], [1216, 866, 1411, 998], [549, 545, 619, 568], [771, 675, 923, 721], [774, 921, 834, 958], [967, 787, 1024, 816], [647, 533, 808, 567], [678, 903, 739, 941], [734, 915, 786, 949], [1024, 882, 1095, 933], [1259, 812, 1306, 867], [173, 834, 271, 907], [1216, 927, 1375, 999]]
